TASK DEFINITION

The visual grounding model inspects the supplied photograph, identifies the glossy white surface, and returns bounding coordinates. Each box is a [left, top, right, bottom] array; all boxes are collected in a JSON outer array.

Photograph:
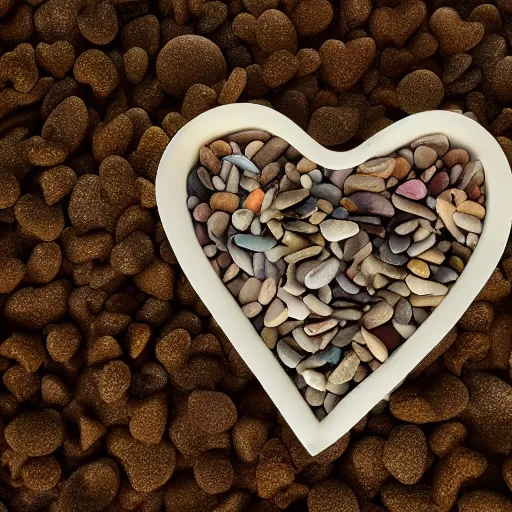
[[156, 104, 512, 455]]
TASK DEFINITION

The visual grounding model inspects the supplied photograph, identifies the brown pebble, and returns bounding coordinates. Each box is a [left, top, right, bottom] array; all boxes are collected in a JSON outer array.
[[3, 364, 40, 402], [0, 172, 19, 208], [308, 479, 360, 512], [156, 329, 191, 373], [5, 408, 64, 456], [308, 106, 360, 146], [232, 13, 257, 45], [77, 0, 118, 45], [292, 0, 333, 37], [122, 14, 160, 56], [45, 322, 81, 363], [0, 257, 25, 293], [428, 421, 467, 458], [233, 417, 268, 463], [320, 38, 376, 92], [5, 279, 70, 329], [195, 450, 234, 494], [110, 231, 154, 275], [38, 165, 77, 205], [458, 490, 512, 512], [74, 49, 119, 98], [189, 390, 238, 434], [123, 47, 149, 84], [383, 425, 428, 484], [156, 35, 226, 97], [41, 374, 72, 407], [296, 48, 321, 78], [107, 427, 176, 492], [0, 332, 44, 372], [210, 191, 240, 213], [381, 482, 438, 512], [130, 393, 167, 444], [97, 360, 131, 403], [164, 474, 219, 512], [126, 322, 151, 359], [35, 41, 75, 79], [134, 259, 175, 301], [443, 331, 490, 376], [476, 268, 511, 302], [219, 67, 247, 105], [182, 83, 217, 120], [93, 116, 134, 163], [263, 50, 299, 88], [256, 9, 297, 54], [397, 70, 445, 114], [21, 456, 61, 491]]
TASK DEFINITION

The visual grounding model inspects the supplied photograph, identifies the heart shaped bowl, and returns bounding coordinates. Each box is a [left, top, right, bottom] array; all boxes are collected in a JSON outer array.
[[156, 103, 512, 455]]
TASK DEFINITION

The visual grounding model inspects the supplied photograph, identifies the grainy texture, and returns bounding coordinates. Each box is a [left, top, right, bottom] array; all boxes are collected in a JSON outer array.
[[0, 0, 510, 510]]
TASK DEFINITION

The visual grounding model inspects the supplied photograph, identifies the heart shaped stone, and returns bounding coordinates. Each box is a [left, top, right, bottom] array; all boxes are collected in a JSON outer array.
[[319, 38, 376, 93], [430, 7, 485, 56], [156, 104, 512, 455], [369, 0, 427, 47]]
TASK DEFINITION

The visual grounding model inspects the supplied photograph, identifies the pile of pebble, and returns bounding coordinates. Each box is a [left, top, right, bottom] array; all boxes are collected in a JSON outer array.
[[188, 130, 486, 417]]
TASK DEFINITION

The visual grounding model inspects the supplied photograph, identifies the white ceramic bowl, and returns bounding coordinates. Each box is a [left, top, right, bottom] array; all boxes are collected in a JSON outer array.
[[156, 103, 512, 455]]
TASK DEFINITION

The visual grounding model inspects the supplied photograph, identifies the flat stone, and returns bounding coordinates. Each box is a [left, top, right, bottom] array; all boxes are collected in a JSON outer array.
[[344, 175, 386, 194], [302, 369, 327, 391], [407, 233, 436, 258], [335, 273, 360, 294], [310, 183, 342, 205], [305, 387, 326, 407], [458, 160, 483, 190], [362, 300, 394, 329], [242, 301, 262, 318], [332, 207, 349, 219], [292, 327, 321, 353], [320, 219, 359, 242], [357, 157, 395, 178], [274, 189, 310, 210], [413, 307, 428, 324], [361, 327, 388, 362], [309, 169, 323, 183], [245, 140, 264, 159], [284, 245, 323, 264], [239, 277, 262, 305], [207, 211, 230, 250], [324, 393, 341, 413], [405, 274, 448, 296], [303, 294, 333, 316], [414, 145, 437, 169], [326, 381, 350, 395], [227, 237, 254, 275], [264, 298, 288, 328], [259, 277, 277, 305], [252, 136, 289, 169], [411, 134, 449, 156], [329, 168, 352, 189], [432, 265, 459, 283], [276, 340, 303, 368], [304, 257, 341, 289], [343, 231, 370, 261], [351, 341, 373, 362], [228, 130, 272, 145], [283, 220, 318, 234], [453, 212, 482, 234], [331, 324, 359, 347], [396, 179, 427, 200], [329, 350, 360, 385], [394, 297, 412, 325], [391, 194, 437, 221], [223, 154, 260, 175], [361, 255, 408, 280], [457, 200, 485, 219], [234, 234, 277, 252], [427, 171, 449, 196], [260, 162, 281, 186], [277, 287, 310, 321], [407, 258, 430, 278], [389, 233, 411, 254], [330, 308, 362, 321], [304, 319, 338, 336], [436, 198, 465, 243], [344, 192, 395, 217], [379, 242, 408, 265], [232, 209, 254, 231], [395, 219, 419, 235]]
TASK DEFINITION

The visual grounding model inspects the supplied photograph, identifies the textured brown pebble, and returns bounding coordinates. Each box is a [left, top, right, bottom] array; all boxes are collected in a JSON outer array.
[[308, 479, 359, 512], [194, 450, 234, 494], [0, 257, 24, 293], [77, 0, 118, 45], [45, 322, 81, 363], [21, 456, 61, 491], [443, 331, 490, 376], [390, 373, 469, 423], [74, 49, 119, 98], [0, 172, 19, 208], [156, 328, 191, 373], [0, 332, 44, 373], [432, 446, 487, 510], [256, 9, 297, 54], [53, 458, 120, 512], [397, 70, 445, 114], [458, 490, 512, 512], [110, 231, 154, 275], [97, 360, 131, 403], [210, 191, 240, 212], [14, 193, 65, 241], [233, 417, 268, 463], [263, 50, 299, 88], [5, 408, 64, 456], [41, 374, 72, 407], [458, 301, 495, 331], [35, 41, 75, 79], [5, 279, 70, 329], [459, 371, 512, 455], [381, 482, 438, 512], [188, 390, 238, 434], [182, 84, 217, 120], [93, 116, 134, 163], [3, 364, 39, 401], [164, 474, 219, 512], [38, 165, 77, 205], [476, 268, 511, 302], [428, 421, 467, 458], [134, 259, 175, 300], [107, 427, 176, 492], [219, 67, 247, 105], [383, 425, 428, 484], [156, 35, 226, 97], [341, 436, 390, 499], [320, 38, 376, 92], [123, 47, 149, 84], [308, 107, 360, 146], [130, 393, 167, 444], [292, 0, 333, 37]]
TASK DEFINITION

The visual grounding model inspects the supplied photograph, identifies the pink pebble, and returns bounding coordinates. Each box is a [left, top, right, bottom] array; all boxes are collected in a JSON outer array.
[[395, 179, 427, 200], [193, 203, 212, 222]]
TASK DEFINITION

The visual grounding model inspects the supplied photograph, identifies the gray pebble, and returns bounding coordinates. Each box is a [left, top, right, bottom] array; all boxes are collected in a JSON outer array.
[[394, 297, 412, 324], [389, 233, 411, 254], [379, 242, 408, 265], [311, 183, 342, 205]]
